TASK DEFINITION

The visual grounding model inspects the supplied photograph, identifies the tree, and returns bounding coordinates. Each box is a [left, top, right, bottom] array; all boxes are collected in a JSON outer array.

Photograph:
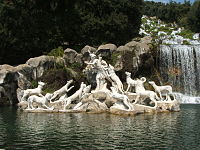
[[75, 0, 143, 46], [0, 0, 81, 64], [143, 1, 191, 25], [187, 0, 200, 32], [0, 0, 143, 65]]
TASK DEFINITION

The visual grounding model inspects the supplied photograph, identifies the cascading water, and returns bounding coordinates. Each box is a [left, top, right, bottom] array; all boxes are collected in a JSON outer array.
[[159, 44, 200, 104]]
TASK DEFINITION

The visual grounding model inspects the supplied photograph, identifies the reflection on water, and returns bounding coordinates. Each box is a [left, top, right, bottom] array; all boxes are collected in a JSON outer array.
[[0, 105, 200, 150]]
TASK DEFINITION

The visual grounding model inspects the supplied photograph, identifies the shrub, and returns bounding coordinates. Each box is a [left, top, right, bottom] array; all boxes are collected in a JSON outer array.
[[183, 40, 190, 45], [47, 46, 64, 57], [178, 29, 194, 39]]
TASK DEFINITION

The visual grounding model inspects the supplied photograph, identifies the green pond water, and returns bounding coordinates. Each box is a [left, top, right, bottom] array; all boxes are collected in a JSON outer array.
[[0, 105, 200, 150]]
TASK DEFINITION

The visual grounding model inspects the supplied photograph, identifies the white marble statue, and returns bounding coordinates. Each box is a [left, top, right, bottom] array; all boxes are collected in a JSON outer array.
[[50, 80, 74, 102], [81, 85, 91, 98], [85, 51, 99, 68], [133, 78, 158, 108], [95, 57, 109, 91], [110, 87, 133, 111], [85, 53, 111, 91], [21, 81, 45, 101], [17, 44, 180, 113], [27, 93, 54, 110], [61, 82, 86, 110], [149, 81, 173, 101], [73, 85, 92, 110], [125, 72, 137, 92], [125, 72, 158, 107], [107, 64, 124, 93]]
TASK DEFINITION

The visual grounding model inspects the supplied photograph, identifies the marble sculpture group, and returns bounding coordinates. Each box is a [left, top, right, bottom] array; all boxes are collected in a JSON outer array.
[[19, 50, 178, 113]]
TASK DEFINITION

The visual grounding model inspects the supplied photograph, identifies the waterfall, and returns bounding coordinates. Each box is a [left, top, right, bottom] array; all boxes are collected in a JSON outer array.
[[159, 44, 200, 103]]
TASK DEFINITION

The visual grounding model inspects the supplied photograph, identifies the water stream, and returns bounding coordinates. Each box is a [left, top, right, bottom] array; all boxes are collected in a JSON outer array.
[[159, 44, 200, 103]]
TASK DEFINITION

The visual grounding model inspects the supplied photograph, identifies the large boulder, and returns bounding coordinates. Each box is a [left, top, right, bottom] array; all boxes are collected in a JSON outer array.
[[0, 56, 66, 105], [125, 36, 152, 56], [97, 43, 117, 58], [16, 67, 32, 102], [116, 45, 130, 52], [63, 48, 83, 67], [75, 53, 83, 66], [73, 93, 109, 113], [0, 64, 34, 105], [77, 100, 108, 113], [26, 55, 57, 79], [125, 41, 149, 56], [113, 47, 136, 74], [63, 48, 78, 64], [81, 45, 97, 62], [98, 43, 117, 52], [81, 45, 97, 55], [0, 65, 19, 105], [15, 64, 33, 81], [0, 86, 7, 105], [140, 36, 152, 44], [112, 36, 154, 76]]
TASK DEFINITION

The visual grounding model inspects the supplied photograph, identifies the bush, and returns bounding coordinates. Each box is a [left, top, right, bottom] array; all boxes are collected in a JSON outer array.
[[183, 40, 190, 45], [47, 46, 64, 57], [178, 29, 194, 39], [187, 1, 200, 33]]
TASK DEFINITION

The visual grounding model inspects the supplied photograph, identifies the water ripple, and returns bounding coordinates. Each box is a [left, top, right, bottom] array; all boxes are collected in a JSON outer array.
[[0, 105, 200, 150]]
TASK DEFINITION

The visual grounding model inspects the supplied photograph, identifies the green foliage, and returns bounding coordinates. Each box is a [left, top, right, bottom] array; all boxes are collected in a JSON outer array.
[[42, 88, 55, 95], [183, 40, 190, 45], [187, 1, 200, 32], [68, 62, 82, 71], [0, 0, 65, 65], [178, 29, 194, 39], [143, 1, 191, 24], [31, 80, 38, 88], [158, 26, 170, 33], [76, 0, 143, 46], [110, 52, 121, 66], [47, 46, 64, 57], [143, 0, 200, 34], [142, 18, 147, 24], [0, 0, 143, 65]]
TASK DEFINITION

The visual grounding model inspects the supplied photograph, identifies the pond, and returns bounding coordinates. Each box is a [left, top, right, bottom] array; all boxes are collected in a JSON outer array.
[[0, 105, 200, 150]]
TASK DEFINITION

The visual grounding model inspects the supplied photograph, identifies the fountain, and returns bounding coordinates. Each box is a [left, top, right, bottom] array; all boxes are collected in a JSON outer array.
[[18, 51, 180, 114]]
